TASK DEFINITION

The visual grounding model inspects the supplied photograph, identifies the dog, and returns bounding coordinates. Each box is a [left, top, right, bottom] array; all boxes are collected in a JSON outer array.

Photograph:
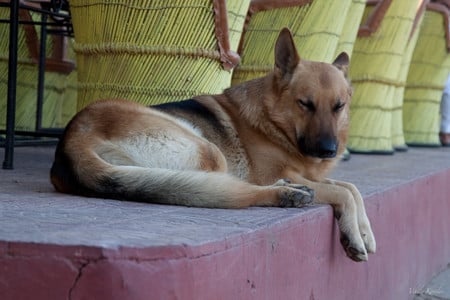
[[50, 28, 375, 261]]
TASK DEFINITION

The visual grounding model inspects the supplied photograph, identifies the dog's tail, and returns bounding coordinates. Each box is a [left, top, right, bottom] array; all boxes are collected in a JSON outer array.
[[50, 145, 276, 208], [96, 165, 276, 208]]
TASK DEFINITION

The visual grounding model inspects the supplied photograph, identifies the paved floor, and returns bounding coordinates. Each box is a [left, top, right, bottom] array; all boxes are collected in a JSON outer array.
[[1, 145, 450, 249]]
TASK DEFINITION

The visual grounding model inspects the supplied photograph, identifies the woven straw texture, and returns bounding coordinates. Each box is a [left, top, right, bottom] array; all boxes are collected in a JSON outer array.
[[403, 9, 450, 146], [347, 0, 422, 153], [0, 9, 77, 132], [70, 0, 250, 110], [391, 5, 426, 150], [231, 0, 353, 85], [334, 0, 366, 58]]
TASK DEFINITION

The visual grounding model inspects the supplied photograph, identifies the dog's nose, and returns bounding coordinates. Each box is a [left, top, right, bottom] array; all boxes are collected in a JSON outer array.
[[317, 138, 337, 158]]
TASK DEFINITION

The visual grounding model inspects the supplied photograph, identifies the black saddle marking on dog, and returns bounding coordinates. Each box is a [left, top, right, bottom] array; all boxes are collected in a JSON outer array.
[[152, 99, 225, 137]]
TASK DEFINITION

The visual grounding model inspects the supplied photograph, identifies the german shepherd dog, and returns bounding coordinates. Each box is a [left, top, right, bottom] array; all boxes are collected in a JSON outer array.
[[51, 28, 375, 261]]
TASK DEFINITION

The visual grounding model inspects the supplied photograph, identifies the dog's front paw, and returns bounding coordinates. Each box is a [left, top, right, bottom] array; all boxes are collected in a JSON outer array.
[[274, 179, 314, 207]]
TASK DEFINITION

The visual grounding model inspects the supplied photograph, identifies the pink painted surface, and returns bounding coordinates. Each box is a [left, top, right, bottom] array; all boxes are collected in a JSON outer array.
[[1, 168, 449, 300]]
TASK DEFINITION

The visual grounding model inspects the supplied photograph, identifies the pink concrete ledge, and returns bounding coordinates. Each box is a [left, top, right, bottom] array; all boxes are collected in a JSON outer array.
[[1, 147, 450, 299]]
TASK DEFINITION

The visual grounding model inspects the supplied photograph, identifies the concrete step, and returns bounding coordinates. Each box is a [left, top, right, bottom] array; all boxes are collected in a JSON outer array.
[[1, 146, 450, 299]]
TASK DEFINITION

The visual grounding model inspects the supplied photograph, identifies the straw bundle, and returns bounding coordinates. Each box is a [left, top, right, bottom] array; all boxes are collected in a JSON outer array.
[[0, 8, 77, 132], [391, 1, 427, 150], [347, 0, 423, 154], [59, 38, 78, 127], [231, 0, 353, 85], [403, 4, 450, 146], [331, 0, 368, 160], [70, 0, 250, 110], [334, 0, 367, 58]]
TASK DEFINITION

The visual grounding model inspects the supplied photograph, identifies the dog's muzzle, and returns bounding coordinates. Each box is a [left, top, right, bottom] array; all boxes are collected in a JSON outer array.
[[298, 136, 338, 159]]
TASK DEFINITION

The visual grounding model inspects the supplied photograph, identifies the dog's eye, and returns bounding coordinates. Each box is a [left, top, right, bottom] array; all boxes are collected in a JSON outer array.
[[298, 99, 315, 112], [333, 101, 345, 112]]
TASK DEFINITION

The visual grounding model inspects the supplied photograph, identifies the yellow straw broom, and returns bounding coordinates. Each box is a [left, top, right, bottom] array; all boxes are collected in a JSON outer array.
[[70, 0, 250, 110], [347, 0, 423, 154], [231, 0, 353, 85], [390, 1, 428, 151], [59, 38, 78, 127], [334, 0, 367, 58], [333, 0, 367, 160], [403, 2, 450, 146]]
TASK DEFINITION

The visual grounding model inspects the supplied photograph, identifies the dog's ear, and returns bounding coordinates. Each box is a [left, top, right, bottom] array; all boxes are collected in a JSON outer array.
[[275, 28, 300, 81], [333, 52, 349, 77]]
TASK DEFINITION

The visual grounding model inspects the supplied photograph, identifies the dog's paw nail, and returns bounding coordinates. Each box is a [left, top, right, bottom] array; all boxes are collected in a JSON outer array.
[[293, 191, 314, 207], [347, 246, 368, 262], [279, 187, 314, 207]]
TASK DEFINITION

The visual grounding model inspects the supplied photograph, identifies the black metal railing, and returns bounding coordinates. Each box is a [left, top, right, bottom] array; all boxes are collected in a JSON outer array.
[[0, 0, 73, 169]]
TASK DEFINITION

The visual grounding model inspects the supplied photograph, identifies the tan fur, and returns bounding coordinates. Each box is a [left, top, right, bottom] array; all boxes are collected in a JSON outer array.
[[50, 28, 375, 261]]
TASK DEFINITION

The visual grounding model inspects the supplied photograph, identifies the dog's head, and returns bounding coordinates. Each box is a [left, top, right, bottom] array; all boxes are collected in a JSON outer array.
[[270, 28, 352, 160]]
